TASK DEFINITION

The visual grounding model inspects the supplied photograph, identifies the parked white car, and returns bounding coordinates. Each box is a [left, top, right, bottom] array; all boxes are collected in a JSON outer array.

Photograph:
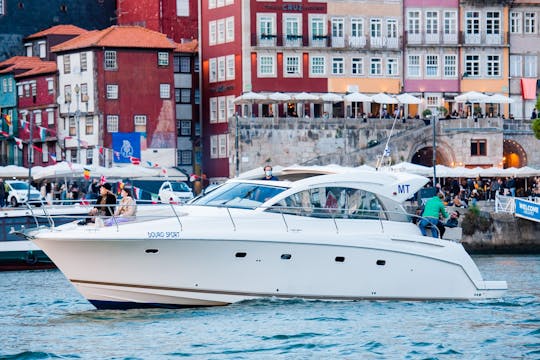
[[158, 181, 193, 204], [6, 180, 43, 207]]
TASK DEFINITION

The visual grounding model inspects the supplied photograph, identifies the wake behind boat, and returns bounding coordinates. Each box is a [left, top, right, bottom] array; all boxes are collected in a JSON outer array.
[[24, 169, 507, 309]]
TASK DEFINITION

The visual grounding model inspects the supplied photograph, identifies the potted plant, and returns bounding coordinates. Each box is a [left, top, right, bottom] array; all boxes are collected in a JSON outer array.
[[422, 109, 432, 125]]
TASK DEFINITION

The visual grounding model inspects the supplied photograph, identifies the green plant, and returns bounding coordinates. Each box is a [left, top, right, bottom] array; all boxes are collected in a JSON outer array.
[[461, 205, 492, 235], [422, 109, 432, 118], [532, 118, 540, 140], [437, 106, 448, 116]]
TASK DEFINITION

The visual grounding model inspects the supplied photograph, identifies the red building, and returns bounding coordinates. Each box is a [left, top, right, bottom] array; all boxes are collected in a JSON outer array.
[[200, 1, 329, 179], [117, 0, 201, 175], [117, 0, 198, 42], [16, 61, 59, 168], [51, 26, 178, 167], [0, 56, 58, 167]]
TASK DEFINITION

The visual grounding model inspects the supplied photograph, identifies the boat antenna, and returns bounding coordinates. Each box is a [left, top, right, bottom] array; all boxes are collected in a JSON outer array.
[[376, 102, 401, 170]]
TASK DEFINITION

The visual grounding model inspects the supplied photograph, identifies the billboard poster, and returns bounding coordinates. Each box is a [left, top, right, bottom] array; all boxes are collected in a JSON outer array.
[[514, 198, 540, 223], [112, 132, 141, 163]]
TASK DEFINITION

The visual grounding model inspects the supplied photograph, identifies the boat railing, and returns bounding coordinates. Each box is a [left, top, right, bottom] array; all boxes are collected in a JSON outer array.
[[27, 201, 450, 239]]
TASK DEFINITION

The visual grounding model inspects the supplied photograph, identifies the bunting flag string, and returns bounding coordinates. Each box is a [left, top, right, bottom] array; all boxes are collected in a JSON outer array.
[[146, 160, 160, 168], [20, 120, 28, 132], [133, 186, 143, 200], [1, 113, 12, 126], [13, 137, 23, 150], [129, 156, 140, 165], [39, 126, 47, 142]]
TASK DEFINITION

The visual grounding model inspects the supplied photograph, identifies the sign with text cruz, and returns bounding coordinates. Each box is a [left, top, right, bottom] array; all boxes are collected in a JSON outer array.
[[514, 198, 540, 223], [112, 132, 141, 163]]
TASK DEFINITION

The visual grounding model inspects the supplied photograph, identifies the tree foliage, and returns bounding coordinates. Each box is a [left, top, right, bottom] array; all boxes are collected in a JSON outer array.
[[533, 119, 540, 140]]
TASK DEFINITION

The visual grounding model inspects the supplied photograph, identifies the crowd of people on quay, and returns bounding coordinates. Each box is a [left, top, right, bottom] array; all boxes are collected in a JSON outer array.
[[413, 175, 540, 238]]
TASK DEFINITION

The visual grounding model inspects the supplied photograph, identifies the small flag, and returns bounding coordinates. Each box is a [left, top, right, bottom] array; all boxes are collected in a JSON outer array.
[[32, 144, 43, 153], [130, 156, 140, 165], [161, 167, 168, 175], [0, 130, 8, 137], [83, 168, 91, 180], [20, 120, 28, 132], [383, 145, 391, 157], [39, 126, 47, 141], [117, 181, 124, 194], [150, 193, 159, 204], [13, 137, 23, 150], [114, 151, 120, 160], [2, 113, 12, 126], [100, 175, 107, 185], [99, 147, 104, 155], [49, 153, 57, 163], [146, 160, 159, 168], [133, 186, 142, 200]]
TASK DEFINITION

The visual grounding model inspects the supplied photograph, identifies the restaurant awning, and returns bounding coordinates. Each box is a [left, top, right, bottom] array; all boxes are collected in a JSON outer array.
[[521, 78, 537, 100]]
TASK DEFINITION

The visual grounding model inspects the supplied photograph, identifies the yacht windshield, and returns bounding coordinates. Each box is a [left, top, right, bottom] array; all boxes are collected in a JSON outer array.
[[190, 182, 287, 209], [170, 182, 191, 192]]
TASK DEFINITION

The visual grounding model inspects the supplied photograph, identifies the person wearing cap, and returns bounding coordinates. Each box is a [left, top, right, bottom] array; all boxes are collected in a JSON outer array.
[[418, 192, 449, 238], [79, 183, 117, 225]]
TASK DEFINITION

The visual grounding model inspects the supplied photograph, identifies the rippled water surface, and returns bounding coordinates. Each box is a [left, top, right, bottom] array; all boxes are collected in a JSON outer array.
[[0, 255, 538, 359]]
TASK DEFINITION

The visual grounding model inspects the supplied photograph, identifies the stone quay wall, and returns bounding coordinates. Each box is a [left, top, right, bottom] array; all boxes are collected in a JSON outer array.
[[461, 213, 540, 254]]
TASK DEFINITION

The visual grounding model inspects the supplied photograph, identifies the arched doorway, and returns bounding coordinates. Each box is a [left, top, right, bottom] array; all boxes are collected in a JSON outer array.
[[411, 146, 452, 167], [503, 139, 527, 168]]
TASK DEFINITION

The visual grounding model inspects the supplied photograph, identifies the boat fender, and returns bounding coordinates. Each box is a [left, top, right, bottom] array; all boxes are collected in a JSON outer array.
[[25, 251, 38, 265]]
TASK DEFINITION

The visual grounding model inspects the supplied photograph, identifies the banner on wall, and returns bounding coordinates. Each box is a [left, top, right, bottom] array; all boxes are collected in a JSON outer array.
[[112, 133, 141, 163]]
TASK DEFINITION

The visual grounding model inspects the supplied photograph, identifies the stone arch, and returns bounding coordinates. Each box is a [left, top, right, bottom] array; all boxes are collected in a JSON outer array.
[[503, 139, 528, 168], [410, 140, 455, 167]]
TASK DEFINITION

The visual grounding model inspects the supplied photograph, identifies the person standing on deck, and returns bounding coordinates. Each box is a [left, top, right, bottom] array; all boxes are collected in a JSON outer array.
[[419, 193, 449, 238]]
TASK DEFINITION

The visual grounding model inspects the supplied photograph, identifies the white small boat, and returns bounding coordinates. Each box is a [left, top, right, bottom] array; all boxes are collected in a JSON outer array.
[[25, 169, 507, 309], [1, 204, 90, 270]]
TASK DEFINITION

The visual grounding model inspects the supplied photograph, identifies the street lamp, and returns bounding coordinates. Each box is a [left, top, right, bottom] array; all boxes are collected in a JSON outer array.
[[235, 112, 239, 177], [74, 84, 81, 163], [20, 110, 33, 199], [432, 108, 439, 187]]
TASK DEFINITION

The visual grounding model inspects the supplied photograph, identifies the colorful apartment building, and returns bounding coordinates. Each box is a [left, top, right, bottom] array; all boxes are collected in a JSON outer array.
[[459, 1, 510, 116], [0, 56, 56, 166], [509, 0, 540, 119], [51, 26, 177, 167], [403, 0, 460, 116]]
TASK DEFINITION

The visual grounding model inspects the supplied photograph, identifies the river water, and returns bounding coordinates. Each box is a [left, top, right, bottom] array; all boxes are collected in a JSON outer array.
[[0, 255, 538, 359]]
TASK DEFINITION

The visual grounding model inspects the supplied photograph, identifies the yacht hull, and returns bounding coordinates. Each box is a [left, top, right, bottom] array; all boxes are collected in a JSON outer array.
[[33, 229, 507, 309]]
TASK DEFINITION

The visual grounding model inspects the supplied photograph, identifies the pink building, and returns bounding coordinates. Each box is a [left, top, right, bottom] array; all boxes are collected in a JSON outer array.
[[403, 0, 460, 115]]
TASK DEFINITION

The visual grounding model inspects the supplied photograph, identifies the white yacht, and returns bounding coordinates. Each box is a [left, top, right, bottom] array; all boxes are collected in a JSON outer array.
[[25, 170, 507, 309]]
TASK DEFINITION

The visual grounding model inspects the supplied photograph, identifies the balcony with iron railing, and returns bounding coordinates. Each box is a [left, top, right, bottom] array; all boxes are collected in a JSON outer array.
[[405, 31, 459, 46], [252, 33, 401, 50], [460, 31, 509, 46]]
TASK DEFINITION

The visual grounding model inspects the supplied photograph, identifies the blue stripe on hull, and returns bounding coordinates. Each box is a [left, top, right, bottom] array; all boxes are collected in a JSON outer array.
[[88, 300, 207, 310]]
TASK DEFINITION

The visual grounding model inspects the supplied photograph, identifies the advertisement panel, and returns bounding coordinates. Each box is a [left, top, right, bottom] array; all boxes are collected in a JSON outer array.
[[112, 133, 141, 163], [514, 198, 540, 223]]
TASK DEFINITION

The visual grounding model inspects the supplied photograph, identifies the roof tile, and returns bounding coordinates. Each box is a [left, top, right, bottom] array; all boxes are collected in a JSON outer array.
[[51, 26, 177, 52], [26, 24, 88, 40]]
